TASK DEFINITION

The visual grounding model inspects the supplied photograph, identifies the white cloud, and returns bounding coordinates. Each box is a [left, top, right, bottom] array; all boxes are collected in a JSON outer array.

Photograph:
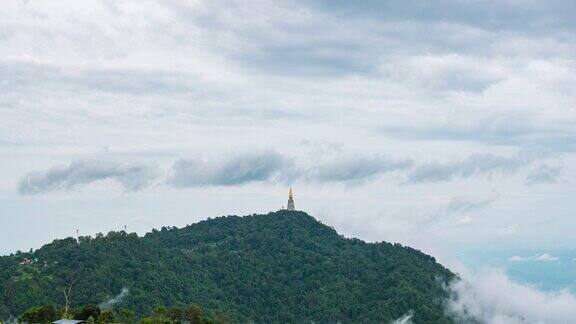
[[509, 253, 559, 262], [414, 194, 497, 231], [497, 225, 518, 236], [453, 215, 474, 226], [447, 268, 576, 323], [99, 287, 129, 310], [532, 253, 559, 262], [379, 54, 505, 93]]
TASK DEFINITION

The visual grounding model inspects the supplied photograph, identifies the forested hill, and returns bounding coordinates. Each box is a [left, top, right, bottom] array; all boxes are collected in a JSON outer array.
[[0, 211, 455, 323]]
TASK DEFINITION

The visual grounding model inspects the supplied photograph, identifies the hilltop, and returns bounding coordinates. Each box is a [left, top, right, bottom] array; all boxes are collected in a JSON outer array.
[[0, 211, 455, 323]]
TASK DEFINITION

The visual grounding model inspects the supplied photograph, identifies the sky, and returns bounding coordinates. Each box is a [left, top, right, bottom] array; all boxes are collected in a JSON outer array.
[[1, 0, 576, 258], [3, 1, 576, 322]]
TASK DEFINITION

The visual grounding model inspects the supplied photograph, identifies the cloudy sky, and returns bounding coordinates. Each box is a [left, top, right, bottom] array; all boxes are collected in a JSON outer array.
[[1, 0, 575, 261]]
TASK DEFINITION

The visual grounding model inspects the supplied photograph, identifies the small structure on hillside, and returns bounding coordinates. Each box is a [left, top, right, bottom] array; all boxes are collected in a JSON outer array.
[[18, 258, 33, 265], [52, 320, 86, 324]]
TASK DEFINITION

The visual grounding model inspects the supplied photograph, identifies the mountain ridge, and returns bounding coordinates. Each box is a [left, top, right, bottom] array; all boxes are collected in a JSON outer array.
[[1, 210, 455, 323]]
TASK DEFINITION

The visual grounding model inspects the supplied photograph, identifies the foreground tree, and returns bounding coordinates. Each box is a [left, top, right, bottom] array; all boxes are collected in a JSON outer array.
[[18, 305, 58, 323], [74, 304, 101, 321]]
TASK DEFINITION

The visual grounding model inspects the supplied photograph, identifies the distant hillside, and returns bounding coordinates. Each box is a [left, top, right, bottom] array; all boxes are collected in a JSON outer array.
[[0, 211, 455, 323]]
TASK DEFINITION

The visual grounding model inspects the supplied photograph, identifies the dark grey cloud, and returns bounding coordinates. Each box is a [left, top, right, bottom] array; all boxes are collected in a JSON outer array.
[[160, 1, 380, 77], [155, 0, 576, 80], [16, 150, 552, 195], [212, 0, 576, 78], [311, 155, 413, 183], [407, 152, 540, 183], [526, 165, 562, 185], [305, 0, 576, 34], [446, 196, 497, 214], [17, 160, 159, 194], [169, 151, 292, 187], [239, 45, 373, 77]]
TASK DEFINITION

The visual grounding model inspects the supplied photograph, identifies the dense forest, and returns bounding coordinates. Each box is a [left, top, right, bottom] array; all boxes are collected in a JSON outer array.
[[0, 211, 455, 323], [15, 302, 227, 323]]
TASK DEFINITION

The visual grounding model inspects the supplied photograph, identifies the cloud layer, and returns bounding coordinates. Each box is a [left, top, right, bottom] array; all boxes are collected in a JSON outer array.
[[169, 151, 290, 187], [509, 253, 559, 262], [445, 196, 497, 214], [309, 155, 413, 183], [17, 147, 559, 195], [18, 149, 554, 194], [526, 165, 562, 185], [447, 269, 576, 323], [17, 160, 158, 194], [406, 152, 543, 184]]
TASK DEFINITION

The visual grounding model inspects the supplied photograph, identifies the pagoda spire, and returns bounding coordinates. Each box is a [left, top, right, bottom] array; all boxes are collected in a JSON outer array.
[[287, 188, 295, 211]]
